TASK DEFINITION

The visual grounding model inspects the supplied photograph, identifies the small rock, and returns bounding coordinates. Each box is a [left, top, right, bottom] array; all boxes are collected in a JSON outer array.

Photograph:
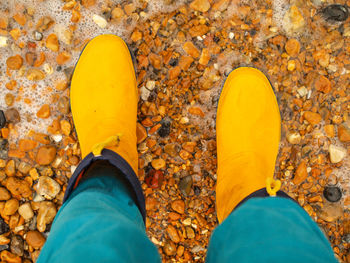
[[36, 104, 51, 119], [178, 175, 193, 196], [10, 235, 23, 256], [36, 176, 61, 200], [286, 131, 301, 144], [36, 146, 56, 166], [171, 200, 185, 214], [303, 111, 321, 125], [0, 218, 9, 235], [60, 120, 71, 136], [3, 199, 19, 216], [5, 160, 15, 176], [0, 111, 6, 129], [18, 203, 34, 220], [338, 124, 350, 142], [0, 36, 7, 47], [183, 42, 200, 58], [285, 39, 300, 57], [92, 14, 107, 28], [0, 139, 8, 159], [57, 96, 70, 114], [136, 123, 147, 144], [145, 169, 164, 189], [185, 226, 195, 239], [5, 177, 32, 198], [293, 161, 307, 185], [6, 55, 23, 70], [199, 48, 210, 65], [190, 0, 211, 12], [329, 144, 346, 163], [46, 34, 59, 52], [4, 108, 20, 124], [37, 201, 56, 232], [0, 187, 11, 201], [166, 225, 180, 243], [151, 158, 166, 170], [163, 241, 176, 256], [324, 125, 335, 138], [18, 162, 31, 174], [323, 186, 342, 202], [25, 231, 45, 249], [322, 4, 349, 22], [34, 31, 43, 41], [315, 75, 331, 93], [164, 143, 180, 157], [283, 5, 305, 35], [5, 93, 14, 107], [27, 68, 45, 81], [318, 203, 343, 222], [18, 139, 38, 152], [158, 120, 171, 137], [111, 7, 124, 19], [56, 51, 71, 65]]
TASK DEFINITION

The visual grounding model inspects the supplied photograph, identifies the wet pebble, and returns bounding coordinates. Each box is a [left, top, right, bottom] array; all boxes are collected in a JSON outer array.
[[25, 231, 45, 249], [178, 175, 193, 196], [10, 235, 24, 256], [0, 139, 8, 159], [0, 217, 9, 235], [36, 146, 57, 165], [322, 4, 349, 22], [158, 120, 171, 137], [36, 176, 61, 200], [145, 169, 164, 189], [4, 108, 20, 124], [323, 186, 342, 202], [0, 110, 6, 129]]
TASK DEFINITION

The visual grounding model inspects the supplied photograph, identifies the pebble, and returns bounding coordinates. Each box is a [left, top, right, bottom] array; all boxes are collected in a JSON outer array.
[[0, 188, 11, 201], [171, 200, 185, 214], [33, 31, 43, 41], [0, 36, 7, 47], [60, 120, 71, 136], [92, 14, 107, 28], [315, 75, 331, 93], [36, 146, 56, 165], [323, 186, 342, 202], [26, 68, 45, 81], [163, 241, 176, 256], [5, 160, 15, 176], [164, 143, 179, 157], [18, 203, 34, 220], [151, 158, 166, 170], [3, 199, 19, 216], [4, 108, 20, 124], [318, 203, 343, 222], [283, 5, 305, 35], [178, 175, 193, 196], [0, 139, 8, 159], [322, 4, 349, 22], [10, 235, 23, 256], [329, 144, 347, 163], [303, 111, 321, 125], [286, 131, 301, 144], [25, 231, 45, 249], [111, 7, 124, 19], [6, 55, 23, 70], [324, 125, 335, 138], [36, 104, 51, 119], [183, 42, 200, 58], [338, 124, 350, 142], [18, 162, 30, 174], [0, 218, 9, 235], [0, 111, 6, 129], [136, 123, 147, 144], [37, 201, 56, 232], [158, 120, 171, 137], [145, 169, 164, 189], [5, 93, 14, 106], [293, 161, 307, 185], [36, 176, 61, 200], [5, 177, 32, 198], [46, 34, 59, 52], [285, 39, 300, 57], [186, 226, 195, 239], [190, 0, 211, 12], [18, 139, 38, 152], [166, 225, 180, 243], [57, 96, 70, 114]]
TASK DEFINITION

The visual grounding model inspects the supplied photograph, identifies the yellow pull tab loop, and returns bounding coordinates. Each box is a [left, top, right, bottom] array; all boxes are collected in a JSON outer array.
[[92, 134, 122, 156], [266, 177, 281, 197]]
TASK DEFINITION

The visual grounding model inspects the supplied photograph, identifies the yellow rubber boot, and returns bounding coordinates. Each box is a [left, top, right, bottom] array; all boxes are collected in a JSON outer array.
[[216, 67, 282, 223], [70, 34, 138, 174]]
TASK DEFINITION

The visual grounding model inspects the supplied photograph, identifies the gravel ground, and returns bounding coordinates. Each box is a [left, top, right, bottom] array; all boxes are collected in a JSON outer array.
[[0, 0, 349, 262]]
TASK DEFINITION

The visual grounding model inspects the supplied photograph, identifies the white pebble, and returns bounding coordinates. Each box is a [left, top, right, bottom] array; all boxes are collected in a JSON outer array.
[[93, 14, 107, 28], [229, 32, 235, 39], [146, 80, 155, 90], [329, 144, 347, 163], [0, 36, 8, 47]]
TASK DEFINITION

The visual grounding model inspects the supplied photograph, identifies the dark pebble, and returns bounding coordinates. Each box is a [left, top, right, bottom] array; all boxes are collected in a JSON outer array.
[[0, 110, 6, 129], [322, 4, 349, 22], [0, 217, 10, 235], [158, 120, 171, 138], [178, 175, 193, 196], [0, 139, 8, 159], [323, 186, 342, 202], [10, 235, 24, 256], [4, 108, 20, 124], [194, 186, 201, 196], [0, 245, 8, 252], [145, 169, 164, 189]]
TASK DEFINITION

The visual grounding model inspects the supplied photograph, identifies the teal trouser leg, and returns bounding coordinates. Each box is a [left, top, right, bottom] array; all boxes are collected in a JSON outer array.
[[206, 197, 337, 263], [37, 164, 160, 263]]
